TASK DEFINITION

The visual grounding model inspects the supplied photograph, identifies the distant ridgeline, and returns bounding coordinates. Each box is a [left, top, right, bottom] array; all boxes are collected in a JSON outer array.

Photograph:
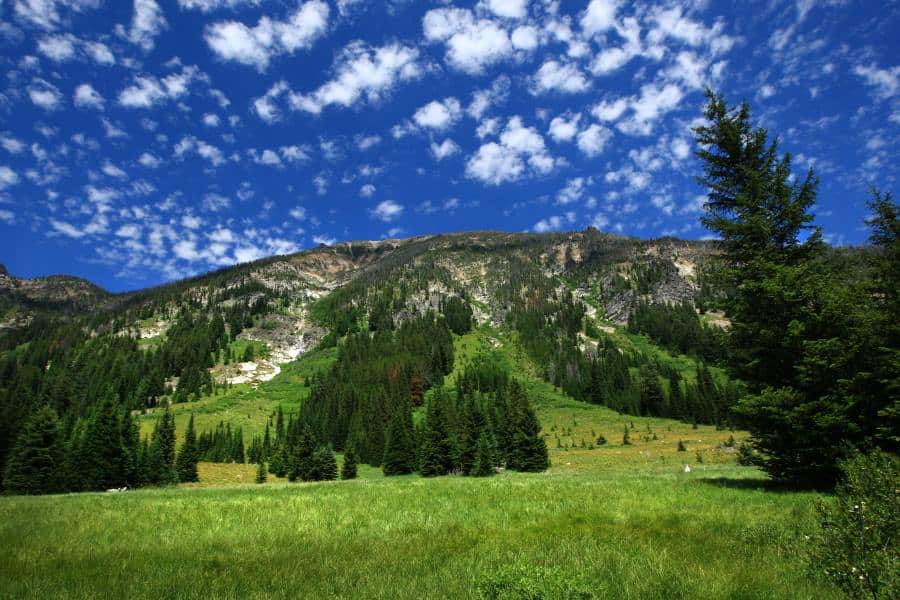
[[0, 229, 743, 495]]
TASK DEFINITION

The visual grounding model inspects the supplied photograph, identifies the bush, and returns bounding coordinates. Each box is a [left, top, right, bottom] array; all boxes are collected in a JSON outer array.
[[477, 563, 594, 599], [808, 451, 899, 599]]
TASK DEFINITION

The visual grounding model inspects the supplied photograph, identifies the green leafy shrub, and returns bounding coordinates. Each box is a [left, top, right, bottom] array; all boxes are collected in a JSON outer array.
[[808, 451, 899, 599]]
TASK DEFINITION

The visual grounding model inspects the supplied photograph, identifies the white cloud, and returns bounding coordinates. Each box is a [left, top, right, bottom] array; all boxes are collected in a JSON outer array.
[[312, 234, 337, 245], [181, 214, 202, 229], [28, 79, 63, 110], [510, 25, 539, 51], [467, 75, 510, 119], [202, 113, 220, 127], [127, 0, 167, 52], [557, 177, 585, 205], [205, 0, 329, 70], [252, 80, 288, 122], [101, 161, 127, 178], [531, 60, 590, 94], [73, 83, 104, 109], [548, 112, 581, 143], [118, 66, 200, 108], [591, 97, 629, 122], [174, 136, 225, 166], [581, 0, 619, 37], [0, 166, 19, 190], [280, 145, 309, 162], [1, 136, 25, 154], [647, 5, 734, 54], [14, 0, 103, 31], [371, 199, 404, 222], [37, 34, 76, 61], [138, 152, 161, 168], [671, 137, 691, 160], [466, 116, 555, 185], [480, 0, 528, 19], [116, 223, 141, 239], [252, 148, 282, 167], [50, 219, 85, 238], [359, 183, 376, 197], [431, 138, 460, 161], [423, 7, 515, 74], [413, 97, 462, 130], [84, 41, 115, 65], [617, 83, 684, 136], [289, 41, 420, 114], [179, 0, 261, 10], [577, 123, 612, 157], [289, 206, 306, 220], [854, 63, 900, 99], [355, 134, 381, 151], [202, 192, 230, 211], [533, 212, 575, 233]]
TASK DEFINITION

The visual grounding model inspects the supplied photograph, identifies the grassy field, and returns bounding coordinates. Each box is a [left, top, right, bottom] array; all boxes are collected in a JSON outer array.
[[0, 328, 838, 599]]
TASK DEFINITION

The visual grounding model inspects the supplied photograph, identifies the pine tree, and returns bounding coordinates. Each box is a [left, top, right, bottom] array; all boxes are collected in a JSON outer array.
[[81, 389, 128, 491], [176, 414, 199, 483], [341, 445, 358, 480], [255, 460, 267, 484], [2, 405, 64, 495], [120, 409, 141, 487], [622, 425, 632, 446], [382, 408, 417, 476], [269, 442, 287, 478], [470, 432, 496, 477], [310, 447, 338, 481], [147, 407, 177, 485], [288, 424, 315, 482], [506, 382, 549, 472], [419, 391, 454, 477]]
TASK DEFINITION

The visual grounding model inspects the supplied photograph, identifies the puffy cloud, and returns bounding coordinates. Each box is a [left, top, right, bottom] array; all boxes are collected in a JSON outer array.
[[0, 166, 20, 190], [591, 97, 629, 122], [174, 136, 225, 166], [359, 183, 376, 197], [138, 152, 161, 168], [531, 59, 590, 94], [37, 34, 76, 61], [252, 80, 288, 122], [467, 75, 510, 119], [557, 177, 586, 205], [289, 206, 306, 220], [466, 116, 556, 185], [647, 5, 734, 54], [13, 0, 102, 31], [431, 138, 460, 161], [50, 219, 86, 238], [178, 0, 261, 10], [28, 78, 63, 110], [413, 97, 462, 130], [580, 0, 619, 37], [533, 212, 575, 233], [289, 41, 421, 114], [73, 83, 104, 109], [577, 123, 612, 157], [127, 0, 167, 52], [371, 199, 404, 222], [202, 113, 220, 127], [355, 134, 381, 151], [616, 83, 684, 136], [590, 16, 642, 75], [251, 148, 283, 167], [101, 161, 127, 178], [280, 145, 310, 163], [1, 136, 26, 154], [548, 112, 581, 143], [84, 41, 115, 65], [480, 0, 528, 19], [854, 63, 900, 99], [423, 7, 516, 74], [205, 0, 329, 70], [118, 66, 200, 108]]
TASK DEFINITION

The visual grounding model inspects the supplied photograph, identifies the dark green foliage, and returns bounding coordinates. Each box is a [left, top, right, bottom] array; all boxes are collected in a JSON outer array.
[[382, 408, 417, 476], [255, 460, 267, 484], [340, 445, 358, 480], [677, 440, 686, 452], [145, 407, 177, 486], [470, 433, 496, 477], [197, 421, 245, 463], [176, 414, 199, 483], [288, 424, 315, 482], [505, 382, 549, 472], [2, 405, 64, 495], [622, 426, 632, 446], [476, 562, 594, 599], [695, 91, 898, 486], [628, 300, 725, 362], [419, 390, 455, 477], [80, 389, 129, 491], [440, 296, 473, 335], [308, 447, 338, 481], [809, 451, 899, 599]]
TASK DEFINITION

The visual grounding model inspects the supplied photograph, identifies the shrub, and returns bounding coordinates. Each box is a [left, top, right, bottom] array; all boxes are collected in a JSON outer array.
[[677, 440, 686, 452], [808, 451, 899, 599]]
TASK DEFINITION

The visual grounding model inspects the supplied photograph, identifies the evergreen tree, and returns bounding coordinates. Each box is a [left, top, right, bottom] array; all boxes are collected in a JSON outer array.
[[176, 414, 199, 483], [382, 409, 416, 476], [638, 363, 665, 416], [120, 409, 141, 487], [341, 445, 358, 480], [470, 432, 496, 477], [2, 405, 64, 495], [80, 389, 128, 491], [269, 442, 287, 478], [288, 424, 315, 482], [146, 407, 177, 485], [506, 382, 549, 472], [255, 459, 267, 484], [419, 391, 454, 477], [311, 447, 338, 481]]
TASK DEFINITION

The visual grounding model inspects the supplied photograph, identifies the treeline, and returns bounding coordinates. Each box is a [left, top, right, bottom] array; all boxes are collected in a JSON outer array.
[[627, 300, 726, 362], [1, 393, 201, 495]]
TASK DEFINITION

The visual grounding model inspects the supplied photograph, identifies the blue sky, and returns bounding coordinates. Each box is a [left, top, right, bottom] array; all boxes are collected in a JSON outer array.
[[0, 0, 897, 291]]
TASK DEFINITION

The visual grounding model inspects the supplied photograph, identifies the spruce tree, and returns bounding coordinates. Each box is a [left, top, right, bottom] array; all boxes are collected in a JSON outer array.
[[2, 405, 64, 495], [120, 409, 141, 487], [147, 407, 177, 485], [470, 432, 496, 477], [506, 382, 549, 472], [382, 409, 416, 476], [419, 391, 454, 477], [310, 447, 338, 481], [341, 445, 358, 480], [81, 389, 128, 491], [255, 460, 267, 484], [176, 414, 199, 483], [288, 424, 315, 482]]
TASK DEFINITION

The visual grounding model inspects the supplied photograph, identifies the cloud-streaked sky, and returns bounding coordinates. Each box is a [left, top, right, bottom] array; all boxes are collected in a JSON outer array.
[[1, 0, 897, 291]]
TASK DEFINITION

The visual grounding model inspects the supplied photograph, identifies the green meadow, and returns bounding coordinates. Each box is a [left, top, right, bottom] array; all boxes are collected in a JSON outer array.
[[0, 328, 839, 599]]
